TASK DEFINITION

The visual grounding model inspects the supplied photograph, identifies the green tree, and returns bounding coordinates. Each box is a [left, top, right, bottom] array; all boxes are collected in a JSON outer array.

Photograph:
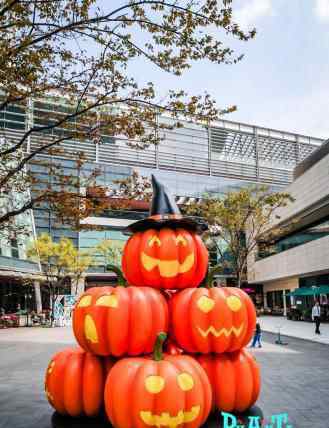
[[187, 186, 294, 287], [0, 0, 255, 231]]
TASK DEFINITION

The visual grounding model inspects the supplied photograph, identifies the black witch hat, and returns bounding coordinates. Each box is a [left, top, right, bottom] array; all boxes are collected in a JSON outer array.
[[126, 175, 208, 234]]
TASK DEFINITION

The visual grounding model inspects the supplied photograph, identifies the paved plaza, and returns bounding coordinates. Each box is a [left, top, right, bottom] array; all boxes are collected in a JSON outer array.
[[0, 327, 329, 428], [259, 316, 329, 345]]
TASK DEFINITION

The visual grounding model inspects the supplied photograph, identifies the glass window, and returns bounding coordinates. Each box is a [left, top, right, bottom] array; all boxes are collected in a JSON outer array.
[[258, 217, 329, 259]]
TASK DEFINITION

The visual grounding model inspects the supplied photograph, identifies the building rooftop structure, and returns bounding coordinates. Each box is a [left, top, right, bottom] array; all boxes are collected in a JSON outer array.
[[0, 97, 325, 189]]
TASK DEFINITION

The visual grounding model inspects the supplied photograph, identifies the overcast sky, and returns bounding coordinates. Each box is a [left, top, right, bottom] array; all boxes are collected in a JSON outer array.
[[126, 0, 329, 139]]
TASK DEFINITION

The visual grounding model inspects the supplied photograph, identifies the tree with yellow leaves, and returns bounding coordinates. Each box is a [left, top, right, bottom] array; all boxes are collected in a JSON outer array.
[[28, 234, 95, 325], [187, 186, 294, 287], [95, 239, 126, 285]]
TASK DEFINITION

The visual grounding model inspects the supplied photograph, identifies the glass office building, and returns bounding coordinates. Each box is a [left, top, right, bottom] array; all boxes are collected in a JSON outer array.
[[0, 191, 41, 313], [0, 96, 325, 294]]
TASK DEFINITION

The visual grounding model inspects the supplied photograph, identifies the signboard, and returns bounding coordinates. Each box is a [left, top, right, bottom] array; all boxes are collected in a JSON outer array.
[[53, 295, 76, 326]]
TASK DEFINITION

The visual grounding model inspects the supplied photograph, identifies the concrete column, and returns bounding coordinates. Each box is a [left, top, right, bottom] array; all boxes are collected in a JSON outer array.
[[34, 281, 42, 313], [283, 290, 287, 316], [263, 292, 268, 309]]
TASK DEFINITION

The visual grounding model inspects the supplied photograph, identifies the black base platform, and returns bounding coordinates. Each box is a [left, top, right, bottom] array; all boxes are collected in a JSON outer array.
[[52, 406, 264, 428]]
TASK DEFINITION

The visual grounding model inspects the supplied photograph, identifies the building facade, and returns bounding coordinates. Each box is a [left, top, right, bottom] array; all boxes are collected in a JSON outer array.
[[248, 140, 329, 316], [0, 200, 41, 315], [0, 97, 326, 303]]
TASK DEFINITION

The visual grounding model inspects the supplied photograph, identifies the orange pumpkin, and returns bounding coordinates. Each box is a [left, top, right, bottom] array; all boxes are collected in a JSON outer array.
[[170, 287, 256, 353], [196, 349, 261, 413], [72, 286, 168, 356], [104, 333, 212, 428], [122, 227, 208, 289], [45, 347, 114, 417]]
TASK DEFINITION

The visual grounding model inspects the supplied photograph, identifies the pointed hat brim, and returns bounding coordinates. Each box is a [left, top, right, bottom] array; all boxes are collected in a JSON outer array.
[[125, 215, 208, 234]]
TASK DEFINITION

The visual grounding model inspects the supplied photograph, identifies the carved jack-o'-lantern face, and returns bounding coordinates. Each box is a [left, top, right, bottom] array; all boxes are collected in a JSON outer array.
[[122, 228, 209, 289], [170, 287, 256, 354], [72, 286, 169, 357], [104, 343, 212, 428], [140, 371, 200, 426]]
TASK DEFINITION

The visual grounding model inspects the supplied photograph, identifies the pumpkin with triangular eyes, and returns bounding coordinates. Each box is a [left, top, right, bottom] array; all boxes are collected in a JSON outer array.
[[72, 286, 168, 356], [169, 287, 256, 353], [195, 349, 261, 413], [104, 333, 212, 428], [122, 228, 208, 289], [45, 347, 114, 417]]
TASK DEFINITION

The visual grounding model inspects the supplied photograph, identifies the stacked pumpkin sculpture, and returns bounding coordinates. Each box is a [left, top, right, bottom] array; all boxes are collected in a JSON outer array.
[[45, 175, 261, 427]]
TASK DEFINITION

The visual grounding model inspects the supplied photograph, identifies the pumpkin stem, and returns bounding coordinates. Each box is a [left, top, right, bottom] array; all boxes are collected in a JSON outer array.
[[153, 332, 167, 361], [205, 264, 223, 288], [106, 264, 126, 286]]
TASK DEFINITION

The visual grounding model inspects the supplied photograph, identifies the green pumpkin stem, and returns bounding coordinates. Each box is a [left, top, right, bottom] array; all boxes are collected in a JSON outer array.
[[153, 332, 167, 361], [106, 264, 126, 287]]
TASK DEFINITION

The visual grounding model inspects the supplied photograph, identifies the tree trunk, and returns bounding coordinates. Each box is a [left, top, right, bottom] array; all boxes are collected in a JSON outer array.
[[50, 290, 56, 327], [236, 271, 242, 288]]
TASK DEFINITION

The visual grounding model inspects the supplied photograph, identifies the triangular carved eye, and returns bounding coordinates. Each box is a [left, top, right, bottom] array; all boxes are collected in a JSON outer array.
[[77, 295, 92, 307], [175, 235, 187, 246], [148, 236, 161, 247]]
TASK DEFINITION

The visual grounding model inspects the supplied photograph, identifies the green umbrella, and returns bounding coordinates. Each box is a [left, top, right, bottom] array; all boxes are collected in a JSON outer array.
[[287, 286, 329, 297]]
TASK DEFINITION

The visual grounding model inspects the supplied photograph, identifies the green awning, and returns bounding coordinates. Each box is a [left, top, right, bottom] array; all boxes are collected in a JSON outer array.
[[287, 285, 329, 297]]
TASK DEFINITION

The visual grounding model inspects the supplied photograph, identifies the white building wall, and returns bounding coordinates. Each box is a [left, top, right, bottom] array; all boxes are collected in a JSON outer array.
[[249, 235, 329, 284], [267, 149, 329, 227], [249, 145, 329, 286]]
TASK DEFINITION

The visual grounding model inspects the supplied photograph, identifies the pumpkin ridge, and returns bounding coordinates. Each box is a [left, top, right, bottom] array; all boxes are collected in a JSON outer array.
[[189, 233, 199, 288], [104, 290, 113, 356], [174, 356, 210, 424], [62, 353, 70, 415], [222, 287, 234, 352], [81, 352, 87, 414], [243, 351, 255, 410], [192, 234, 208, 287], [126, 287, 134, 355], [168, 359, 188, 425], [53, 352, 67, 414], [188, 289, 201, 353], [137, 231, 146, 286]]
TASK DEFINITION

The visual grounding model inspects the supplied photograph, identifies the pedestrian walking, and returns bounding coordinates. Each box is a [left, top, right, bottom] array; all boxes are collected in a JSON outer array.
[[312, 301, 321, 334], [250, 322, 262, 348]]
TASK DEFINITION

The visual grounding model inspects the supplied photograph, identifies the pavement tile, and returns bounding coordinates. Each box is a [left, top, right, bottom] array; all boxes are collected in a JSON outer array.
[[0, 328, 329, 428]]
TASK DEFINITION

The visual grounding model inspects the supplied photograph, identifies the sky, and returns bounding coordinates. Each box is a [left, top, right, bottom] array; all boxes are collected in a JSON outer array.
[[125, 0, 329, 139]]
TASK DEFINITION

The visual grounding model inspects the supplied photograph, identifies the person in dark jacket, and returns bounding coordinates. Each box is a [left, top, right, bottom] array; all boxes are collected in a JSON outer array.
[[250, 322, 262, 348]]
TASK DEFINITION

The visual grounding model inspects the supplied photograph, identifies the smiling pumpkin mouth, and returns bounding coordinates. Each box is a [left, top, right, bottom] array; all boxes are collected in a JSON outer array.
[[141, 252, 194, 277], [140, 405, 200, 427], [197, 325, 244, 338]]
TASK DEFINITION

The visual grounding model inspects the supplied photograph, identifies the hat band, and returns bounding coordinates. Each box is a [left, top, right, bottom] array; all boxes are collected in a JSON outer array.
[[149, 214, 183, 221]]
